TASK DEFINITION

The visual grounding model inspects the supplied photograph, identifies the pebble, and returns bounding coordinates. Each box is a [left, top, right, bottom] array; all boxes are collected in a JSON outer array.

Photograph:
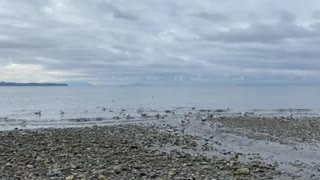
[[236, 168, 250, 175]]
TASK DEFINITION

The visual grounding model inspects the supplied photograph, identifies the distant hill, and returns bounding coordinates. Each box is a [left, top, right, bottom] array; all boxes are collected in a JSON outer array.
[[0, 81, 68, 86], [64, 81, 93, 87]]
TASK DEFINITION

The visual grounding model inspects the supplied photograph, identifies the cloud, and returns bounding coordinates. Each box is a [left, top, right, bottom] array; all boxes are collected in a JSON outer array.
[[0, 63, 84, 82], [0, 0, 320, 85]]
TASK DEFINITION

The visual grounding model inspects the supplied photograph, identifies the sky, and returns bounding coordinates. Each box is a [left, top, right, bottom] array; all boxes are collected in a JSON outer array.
[[0, 0, 320, 86]]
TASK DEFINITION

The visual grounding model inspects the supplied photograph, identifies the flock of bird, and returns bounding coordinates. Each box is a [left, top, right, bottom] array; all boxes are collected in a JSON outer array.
[[29, 107, 261, 134]]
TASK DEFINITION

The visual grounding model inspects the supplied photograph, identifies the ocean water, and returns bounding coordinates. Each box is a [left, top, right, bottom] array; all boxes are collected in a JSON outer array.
[[0, 86, 320, 130]]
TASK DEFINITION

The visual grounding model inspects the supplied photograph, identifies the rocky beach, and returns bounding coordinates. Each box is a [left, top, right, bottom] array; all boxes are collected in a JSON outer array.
[[1, 110, 320, 180]]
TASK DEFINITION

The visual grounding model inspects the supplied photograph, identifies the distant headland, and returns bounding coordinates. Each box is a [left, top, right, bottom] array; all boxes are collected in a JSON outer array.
[[0, 81, 68, 86]]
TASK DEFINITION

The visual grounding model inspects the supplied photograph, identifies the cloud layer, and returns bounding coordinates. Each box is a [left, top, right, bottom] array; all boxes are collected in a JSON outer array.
[[0, 0, 320, 85]]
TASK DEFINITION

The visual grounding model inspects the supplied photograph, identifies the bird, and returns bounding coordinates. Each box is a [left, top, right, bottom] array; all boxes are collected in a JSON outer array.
[[141, 113, 148, 117], [209, 122, 223, 131], [208, 113, 214, 119], [126, 114, 134, 119], [21, 120, 27, 127], [196, 114, 206, 121], [155, 113, 161, 119], [34, 111, 41, 116], [60, 111, 65, 115], [179, 116, 190, 125], [181, 128, 185, 134], [101, 107, 106, 111], [136, 107, 145, 114], [241, 112, 249, 117], [201, 117, 207, 122]]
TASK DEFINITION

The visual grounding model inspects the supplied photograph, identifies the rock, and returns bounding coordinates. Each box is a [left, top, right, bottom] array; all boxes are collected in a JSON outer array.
[[168, 168, 177, 177], [98, 175, 109, 180], [150, 173, 157, 178], [200, 161, 209, 165], [236, 168, 250, 175], [113, 165, 122, 174], [5, 163, 13, 167], [65, 175, 74, 180]]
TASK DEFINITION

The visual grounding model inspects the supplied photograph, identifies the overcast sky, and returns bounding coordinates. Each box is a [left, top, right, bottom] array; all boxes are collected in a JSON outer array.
[[0, 0, 320, 85]]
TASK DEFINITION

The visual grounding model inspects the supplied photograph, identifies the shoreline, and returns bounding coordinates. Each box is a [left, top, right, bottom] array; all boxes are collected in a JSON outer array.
[[1, 124, 291, 180], [1, 116, 320, 179]]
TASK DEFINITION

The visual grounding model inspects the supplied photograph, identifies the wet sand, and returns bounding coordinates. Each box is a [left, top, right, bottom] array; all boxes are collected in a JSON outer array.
[[1, 112, 320, 179]]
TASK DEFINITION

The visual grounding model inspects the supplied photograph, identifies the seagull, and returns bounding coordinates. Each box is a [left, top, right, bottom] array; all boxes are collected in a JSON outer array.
[[113, 116, 120, 120], [21, 120, 27, 127], [241, 112, 249, 117], [137, 107, 145, 114], [201, 117, 207, 122], [181, 128, 185, 134], [155, 113, 161, 119], [34, 111, 41, 116], [179, 116, 190, 125], [210, 122, 223, 131], [60, 111, 65, 115], [126, 114, 134, 119], [141, 113, 148, 117], [102, 107, 106, 111]]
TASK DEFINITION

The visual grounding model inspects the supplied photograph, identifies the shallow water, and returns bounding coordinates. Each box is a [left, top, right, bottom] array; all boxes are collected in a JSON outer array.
[[1, 86, 320, 130], [1, 86, 320, 178]]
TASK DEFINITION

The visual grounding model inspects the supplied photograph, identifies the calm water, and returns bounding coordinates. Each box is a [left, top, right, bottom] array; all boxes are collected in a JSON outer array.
[[0, 86, 320, 121]]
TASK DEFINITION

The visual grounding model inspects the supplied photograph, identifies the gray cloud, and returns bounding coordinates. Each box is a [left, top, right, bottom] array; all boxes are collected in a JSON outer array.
[[0, 0, 320, 85]]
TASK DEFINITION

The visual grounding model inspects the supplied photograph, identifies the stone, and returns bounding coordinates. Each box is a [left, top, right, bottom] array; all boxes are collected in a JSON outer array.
[[98, 175, 109, 180], [26, 165, 34, 168], [236, 168, 250, 175], [65, 175, 74, 180], [113, 165, 122, 174], [168, 168, 177, 177]]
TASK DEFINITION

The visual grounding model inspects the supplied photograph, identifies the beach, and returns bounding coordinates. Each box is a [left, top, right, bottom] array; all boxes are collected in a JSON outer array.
[[1, 113, 320, 180]]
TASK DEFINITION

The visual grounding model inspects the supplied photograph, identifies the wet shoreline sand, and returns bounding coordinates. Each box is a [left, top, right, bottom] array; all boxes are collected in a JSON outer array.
[[1, 115, 320, 179]]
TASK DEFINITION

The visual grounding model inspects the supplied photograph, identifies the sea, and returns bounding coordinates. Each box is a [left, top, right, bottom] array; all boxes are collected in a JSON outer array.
[[0, 86, 320, 130]]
